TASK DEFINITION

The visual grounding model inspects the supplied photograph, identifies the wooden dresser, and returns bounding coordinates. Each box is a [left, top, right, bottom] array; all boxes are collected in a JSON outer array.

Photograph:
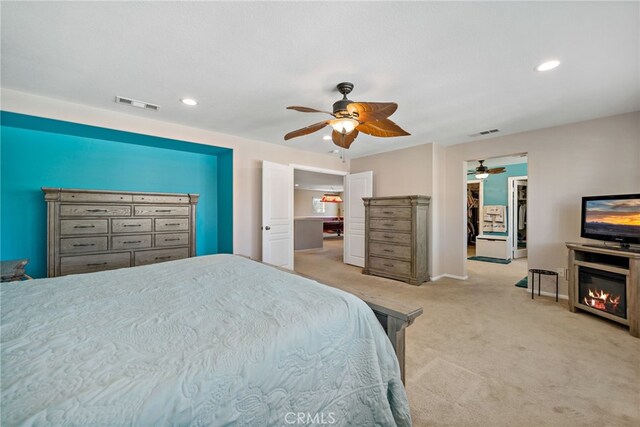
[[363, 195, 430, 285], [43, 188, 198, 277]]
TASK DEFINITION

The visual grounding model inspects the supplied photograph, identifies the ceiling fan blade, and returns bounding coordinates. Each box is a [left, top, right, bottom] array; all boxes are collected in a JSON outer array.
[[287, 106, 334, 116], [347, 102, 398, 122], [284, 121, 330, 140], [488, 167, 506, 174], [356, 118, 410, 137], [332, 129, 359, 149]]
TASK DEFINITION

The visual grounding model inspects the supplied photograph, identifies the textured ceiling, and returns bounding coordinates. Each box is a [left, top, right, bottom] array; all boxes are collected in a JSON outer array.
[[1, 2, 638, 159]]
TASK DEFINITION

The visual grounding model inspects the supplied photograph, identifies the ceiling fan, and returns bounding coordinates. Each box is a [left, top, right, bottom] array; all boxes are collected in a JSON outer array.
[[284, 82, 410, 149], [468, 160, 506, 179]]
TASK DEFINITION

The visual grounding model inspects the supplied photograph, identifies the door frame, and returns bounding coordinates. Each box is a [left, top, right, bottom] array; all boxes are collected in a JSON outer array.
[[508, 175, 528, 259]]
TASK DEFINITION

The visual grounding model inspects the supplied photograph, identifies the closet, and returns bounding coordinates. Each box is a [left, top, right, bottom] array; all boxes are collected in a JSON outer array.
[[467, 182, 481, 245], [512, 179, 528, 258]]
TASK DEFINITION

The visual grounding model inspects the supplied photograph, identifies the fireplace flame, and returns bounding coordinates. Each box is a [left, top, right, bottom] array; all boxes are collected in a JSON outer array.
[[583, 288, 621, 312]]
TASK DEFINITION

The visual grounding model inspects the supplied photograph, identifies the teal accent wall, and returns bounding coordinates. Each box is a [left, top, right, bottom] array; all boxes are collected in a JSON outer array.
[[479, 162, 527, 236], [0, 112, 233, 278]]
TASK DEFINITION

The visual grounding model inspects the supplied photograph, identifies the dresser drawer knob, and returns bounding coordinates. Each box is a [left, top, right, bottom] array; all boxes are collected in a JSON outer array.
[[86, 209, 108, 212], [123, 224, 141, 227], [164, 238, 180, 242], [383, 249, 394, 253], [73, 225, 95, 229], [166, 223, 181, 226], [384, 223, 394, 227], [124, 240, 142, 244], [155, 256, 172, 260], [383, 211, 394, 214], [384, 263, 394, 267], [383, 235, 393, 239], [156, 209, 172, 213], [87, 262, 107, 266], [72, 243, 95, 247]]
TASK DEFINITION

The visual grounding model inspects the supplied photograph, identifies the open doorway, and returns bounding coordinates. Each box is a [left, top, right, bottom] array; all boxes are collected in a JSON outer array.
[[292, 168, 345, 269], [465, 155, 528, 286]]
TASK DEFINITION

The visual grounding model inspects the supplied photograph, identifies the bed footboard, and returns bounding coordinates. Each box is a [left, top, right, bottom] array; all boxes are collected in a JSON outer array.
[[349, 290, 422, 384]]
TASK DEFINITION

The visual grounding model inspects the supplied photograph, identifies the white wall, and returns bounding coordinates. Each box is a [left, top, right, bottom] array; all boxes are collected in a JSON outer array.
[[350, 143, 433, 197], [294, 189, 342, 217], [1, 89, 349, 260], [441, 111, 640, 294]]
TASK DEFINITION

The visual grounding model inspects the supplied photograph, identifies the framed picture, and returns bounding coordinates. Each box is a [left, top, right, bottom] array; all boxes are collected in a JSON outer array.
[[312, 197, 326, 214]]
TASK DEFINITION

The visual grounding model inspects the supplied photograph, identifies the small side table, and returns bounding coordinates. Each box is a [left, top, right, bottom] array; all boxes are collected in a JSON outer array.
[[529, 268, 558, 302], [1, 259, 32, 282]]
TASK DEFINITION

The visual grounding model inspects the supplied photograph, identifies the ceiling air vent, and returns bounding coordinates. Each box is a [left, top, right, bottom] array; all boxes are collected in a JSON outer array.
[[114, 96, 159, 111], [468, 128, 500, 137]]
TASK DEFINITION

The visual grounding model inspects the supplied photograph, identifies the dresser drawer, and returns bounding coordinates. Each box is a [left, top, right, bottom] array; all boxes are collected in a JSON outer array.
[[155, 218, 189, 232], [60, 219, 109, 235], [134, 206, 189, 216], [60, 252, 130, 275], [133, 195, 190, 204], [369, 231, 412, 245], [370, 198, 411, 206], [61, 192, 133, 203], [369, 219, 411, 232], [134, 248, 189, 266], [369, 242, 411, 261], [369, 206, 411, 219], [60, 236, 108, 254], [368, 256, 411, 277], [112, 235, 152, 250], [155, 233, 189, 247], [112, 218, 152, 233], [60, 205, 131, 217]]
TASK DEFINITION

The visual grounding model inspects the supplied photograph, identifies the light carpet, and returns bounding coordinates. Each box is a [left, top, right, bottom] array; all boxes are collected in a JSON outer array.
[[295, 239, 640, 427]]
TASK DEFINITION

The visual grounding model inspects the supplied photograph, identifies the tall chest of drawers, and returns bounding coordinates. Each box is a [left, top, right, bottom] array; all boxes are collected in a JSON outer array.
[[363, 195, 430, 285], [43, 188, 198, 277]]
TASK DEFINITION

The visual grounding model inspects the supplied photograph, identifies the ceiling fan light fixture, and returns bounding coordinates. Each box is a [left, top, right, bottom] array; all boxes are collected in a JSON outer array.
[[330, 118, 359, 135], [475, 172, 489, 179]]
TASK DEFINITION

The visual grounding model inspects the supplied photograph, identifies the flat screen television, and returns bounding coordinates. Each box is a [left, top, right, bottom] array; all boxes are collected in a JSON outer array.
[[581, 194, 640, 246]]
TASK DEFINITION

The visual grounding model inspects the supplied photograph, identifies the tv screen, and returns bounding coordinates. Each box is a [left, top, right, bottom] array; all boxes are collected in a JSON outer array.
[[581, 194, 640, 245]]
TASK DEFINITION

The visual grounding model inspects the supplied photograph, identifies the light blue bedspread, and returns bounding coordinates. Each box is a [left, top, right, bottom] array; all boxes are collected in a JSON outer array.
[[1, 255, 411, 426]]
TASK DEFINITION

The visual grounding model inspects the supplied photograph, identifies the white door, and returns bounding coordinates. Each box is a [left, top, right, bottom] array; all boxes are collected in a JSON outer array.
[[344, 171, 373, 267], [262, 161, 294, 269], [509, 177, 528, 259]]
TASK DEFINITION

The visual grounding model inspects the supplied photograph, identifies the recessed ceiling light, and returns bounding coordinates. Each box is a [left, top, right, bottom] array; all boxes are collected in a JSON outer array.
[[536, 60, 560, 72], [323, 135, 332, 140], [181, 98, 198, 106]]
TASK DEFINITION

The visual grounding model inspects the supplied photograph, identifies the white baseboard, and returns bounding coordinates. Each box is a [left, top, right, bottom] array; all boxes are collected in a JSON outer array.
[[522, 287, 569, 300], [431, 274, 468, 281]]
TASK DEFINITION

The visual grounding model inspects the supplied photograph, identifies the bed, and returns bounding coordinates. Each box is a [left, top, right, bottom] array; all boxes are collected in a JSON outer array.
[[1, 254, 412, 426]]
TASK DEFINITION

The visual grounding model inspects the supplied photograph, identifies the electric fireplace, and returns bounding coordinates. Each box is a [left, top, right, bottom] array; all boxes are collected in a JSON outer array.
[[577, 267, 626, 319], [566, 243, 639, 338]]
